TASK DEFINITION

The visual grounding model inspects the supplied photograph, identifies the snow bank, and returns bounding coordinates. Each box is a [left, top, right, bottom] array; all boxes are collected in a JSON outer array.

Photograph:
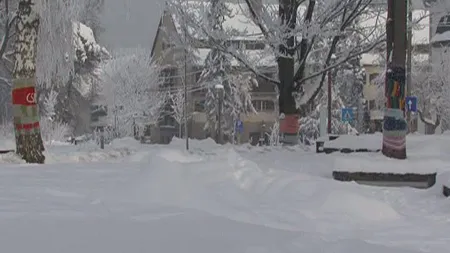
[[317, 190, 400, 222], [0, 138, 15, 150], [0, 137, 138, 165], [112, 147, 403, 233], [0, 135, 449, 252]]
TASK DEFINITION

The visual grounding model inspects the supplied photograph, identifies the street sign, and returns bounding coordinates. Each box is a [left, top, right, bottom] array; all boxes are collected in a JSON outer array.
[[235, 120, 244, 133], [405, 96, 417, 112], [341, 108, 354, 122]]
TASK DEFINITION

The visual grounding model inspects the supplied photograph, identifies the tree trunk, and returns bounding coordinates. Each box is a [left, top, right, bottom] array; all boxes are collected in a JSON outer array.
[[382, 0, 407, 160], [278, 0, 299, 145], [12, 0, 45, 164]]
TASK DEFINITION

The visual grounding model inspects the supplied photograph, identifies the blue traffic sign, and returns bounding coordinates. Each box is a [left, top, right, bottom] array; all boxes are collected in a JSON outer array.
[[235, 120, 244, 133], [341, 108, 354, 122], [405, 96, 417, 112]]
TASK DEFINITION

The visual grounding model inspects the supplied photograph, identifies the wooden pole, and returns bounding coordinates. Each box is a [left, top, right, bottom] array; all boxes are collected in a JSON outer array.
[[406, 0, 413, 130], [327, 71, 332, 134]]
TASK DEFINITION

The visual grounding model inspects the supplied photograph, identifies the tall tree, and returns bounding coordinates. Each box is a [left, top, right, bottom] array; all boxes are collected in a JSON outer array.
[[167, 0, 384, 144], [382, 0, 407, 159], [12, 0, 44, 163], [199, 0, 234, 140]]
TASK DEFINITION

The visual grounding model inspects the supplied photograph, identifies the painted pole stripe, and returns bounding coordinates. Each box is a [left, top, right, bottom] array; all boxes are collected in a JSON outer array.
[[280, 115, 299, 134], [12, 87, 36, 105], [13, 78, 36, 89], [15, 122, 40, 130]]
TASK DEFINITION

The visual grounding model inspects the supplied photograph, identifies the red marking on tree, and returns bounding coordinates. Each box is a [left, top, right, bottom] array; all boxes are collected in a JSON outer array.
[[15, 122, 40, 130], [280, 115, 299, 134], [12, 87, 36, 105]]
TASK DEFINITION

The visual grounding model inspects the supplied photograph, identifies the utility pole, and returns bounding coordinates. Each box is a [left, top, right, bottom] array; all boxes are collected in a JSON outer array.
[[382, 0, 407, 160], [327, 71, 332, 134], [183, 23, 189, 150], [406, 0, 413, 131]]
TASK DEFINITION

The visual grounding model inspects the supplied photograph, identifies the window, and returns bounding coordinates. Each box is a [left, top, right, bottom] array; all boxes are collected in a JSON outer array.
[[368, 100, 376, 110], [225, 40, 241, 50], [437, 15, 450, 34], [369, 73, 379, 84], [245, 41, 265, 50], [162, 42, 175, 50], [252, 100, 275, 112], [194, 100, 205, 112], [252, 100, 261, 111], [262, 100, 275, 111], [160, 68, 177, 87]]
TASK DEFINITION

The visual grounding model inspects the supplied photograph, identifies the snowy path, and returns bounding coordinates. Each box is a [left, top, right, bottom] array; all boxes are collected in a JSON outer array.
[[0, 137, 449, 252]]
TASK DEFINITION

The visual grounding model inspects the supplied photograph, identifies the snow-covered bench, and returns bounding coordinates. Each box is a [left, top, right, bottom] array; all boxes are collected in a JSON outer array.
[[316, 134, 381, 154], [332, 155, 437, 189]]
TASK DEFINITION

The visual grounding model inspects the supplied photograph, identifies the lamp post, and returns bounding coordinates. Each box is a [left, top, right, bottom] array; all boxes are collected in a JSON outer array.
[[215, 84, 224, 144]]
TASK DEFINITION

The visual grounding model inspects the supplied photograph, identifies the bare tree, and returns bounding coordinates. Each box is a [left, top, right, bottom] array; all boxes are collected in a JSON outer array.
[[170, 88, 187, 138], [167, 0, 384, 143], [100, 48, 167, 137]]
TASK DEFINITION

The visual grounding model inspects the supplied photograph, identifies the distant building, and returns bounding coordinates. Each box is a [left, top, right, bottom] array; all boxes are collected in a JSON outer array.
[[151, 1, 280, 144], [151, 1, 435, 139]]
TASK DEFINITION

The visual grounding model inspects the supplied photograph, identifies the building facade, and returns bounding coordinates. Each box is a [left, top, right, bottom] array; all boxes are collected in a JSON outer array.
[[151, 2, 279, 144]]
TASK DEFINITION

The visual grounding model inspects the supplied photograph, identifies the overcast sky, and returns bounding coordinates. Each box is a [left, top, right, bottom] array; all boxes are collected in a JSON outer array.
[[99, 0, 163, 51]]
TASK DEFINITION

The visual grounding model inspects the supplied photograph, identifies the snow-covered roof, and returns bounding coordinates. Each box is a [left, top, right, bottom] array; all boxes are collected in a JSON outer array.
[[361, 52, 429, 66], [431, 30, 450, 43], [170, 1, 304, 41]]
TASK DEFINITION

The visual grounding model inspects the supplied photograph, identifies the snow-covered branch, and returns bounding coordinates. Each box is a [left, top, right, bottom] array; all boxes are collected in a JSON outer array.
[[100, 48, 167, 137]]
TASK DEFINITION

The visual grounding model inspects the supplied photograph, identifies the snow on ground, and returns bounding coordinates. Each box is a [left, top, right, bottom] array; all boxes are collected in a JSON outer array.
[[0, 135, 450, 252]]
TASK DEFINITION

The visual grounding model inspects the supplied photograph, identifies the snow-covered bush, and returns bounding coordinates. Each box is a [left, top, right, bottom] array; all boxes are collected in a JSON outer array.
[[40, 89, 71, 143], [100, 48, 166, 137], [268, 120, 280, 146]]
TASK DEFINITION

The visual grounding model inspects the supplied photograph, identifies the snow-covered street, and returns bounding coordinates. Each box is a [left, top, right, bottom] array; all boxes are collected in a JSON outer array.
[[0, 135, 449, 252]]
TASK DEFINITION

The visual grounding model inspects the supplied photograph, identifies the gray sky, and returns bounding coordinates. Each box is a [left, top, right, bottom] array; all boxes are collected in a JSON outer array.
[[99, 0, 164, 50]]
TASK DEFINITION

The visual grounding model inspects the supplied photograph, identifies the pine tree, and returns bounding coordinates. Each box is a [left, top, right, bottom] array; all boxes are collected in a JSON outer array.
[[200, 0, 233, 139]]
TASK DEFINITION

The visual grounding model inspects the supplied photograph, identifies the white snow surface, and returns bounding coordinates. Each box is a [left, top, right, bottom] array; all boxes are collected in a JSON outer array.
[[0, 135, 450, 252]]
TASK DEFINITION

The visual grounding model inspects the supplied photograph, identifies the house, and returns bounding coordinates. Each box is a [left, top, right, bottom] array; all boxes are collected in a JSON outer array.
[[151, 1, 280, 144]]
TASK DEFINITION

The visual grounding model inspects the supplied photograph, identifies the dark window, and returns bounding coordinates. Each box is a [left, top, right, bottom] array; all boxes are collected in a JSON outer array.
[[162, 41, 175, 50], [436, 15, 450, 34], [225, 40, 241, 49], [160, 68, 177, 87], [369, 73, 379, 84], [252, 100, 261, 111], [245, 41, 265, 50], [368, 100, 376, 110], [262, 100, 275, 111], [194, 100, 205, 112]]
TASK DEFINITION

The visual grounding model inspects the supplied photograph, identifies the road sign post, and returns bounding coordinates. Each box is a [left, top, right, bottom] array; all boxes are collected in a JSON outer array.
[[405, 96, 417, 113], [235, 120, 244, 144], [341, 108, 354, 123]]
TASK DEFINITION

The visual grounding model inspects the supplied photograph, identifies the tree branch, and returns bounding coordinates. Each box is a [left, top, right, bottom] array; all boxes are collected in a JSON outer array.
[[299, 37, 385, 107]]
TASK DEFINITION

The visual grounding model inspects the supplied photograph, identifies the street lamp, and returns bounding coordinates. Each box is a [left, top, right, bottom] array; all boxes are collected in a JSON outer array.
[[215, 84, 224, 144]]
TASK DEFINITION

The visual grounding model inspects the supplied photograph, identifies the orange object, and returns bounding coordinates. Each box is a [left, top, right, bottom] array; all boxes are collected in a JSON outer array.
[[280, 115, 299, 134]]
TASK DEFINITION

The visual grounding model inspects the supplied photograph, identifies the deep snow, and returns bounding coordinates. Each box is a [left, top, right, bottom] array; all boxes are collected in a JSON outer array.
[[0, 134, 450, 252]]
